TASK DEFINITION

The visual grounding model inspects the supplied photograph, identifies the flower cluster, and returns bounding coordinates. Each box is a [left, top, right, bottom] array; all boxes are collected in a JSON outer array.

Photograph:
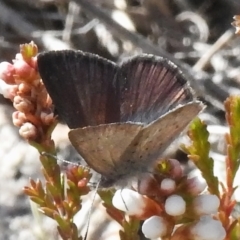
[[109, 159, 225, 240], [0, 41, 54, 142], [1, 42, 240, 240], [0, 42, 92, 240]]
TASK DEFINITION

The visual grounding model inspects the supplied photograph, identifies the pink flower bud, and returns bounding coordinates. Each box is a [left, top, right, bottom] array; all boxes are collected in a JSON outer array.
[[13, 59, 38, 82], [29, 56, 38, 69], [19, 122, 37, 140], [186, 176, 207, 195], [15, 53, 24, 61], [13, 95, 34, 113], [12, 111, 27, 127], [18, 82, 32, 94], [0, 79, 17, 99], [136, 174, 160, 196], [167, 159, 183, 179], [78, 178, 88, 188], [40, 112, 54, 125], [0, 62, 15, 84]]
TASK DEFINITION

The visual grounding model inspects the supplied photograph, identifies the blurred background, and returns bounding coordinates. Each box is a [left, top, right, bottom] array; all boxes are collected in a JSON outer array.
[[1, 0, 240, 239]]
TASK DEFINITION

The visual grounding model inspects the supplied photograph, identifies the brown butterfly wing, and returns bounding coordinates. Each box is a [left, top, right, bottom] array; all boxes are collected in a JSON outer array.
[[116, 55, 195, 124], [68, 123, 143, 181], [38, 50, 119, 128], [120, 102, 204, 170]]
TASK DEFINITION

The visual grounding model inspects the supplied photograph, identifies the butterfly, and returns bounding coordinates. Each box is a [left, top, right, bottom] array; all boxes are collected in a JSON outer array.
[[37, 50, 204, 188]]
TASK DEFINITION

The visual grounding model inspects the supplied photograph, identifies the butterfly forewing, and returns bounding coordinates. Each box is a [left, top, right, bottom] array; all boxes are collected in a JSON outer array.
[[117, 55, 195, 124], [38, 50, 119, 128]]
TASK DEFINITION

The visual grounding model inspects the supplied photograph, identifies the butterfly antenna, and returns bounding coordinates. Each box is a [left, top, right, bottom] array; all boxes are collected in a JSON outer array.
[[83, 178, 101, 240], [120, 188, 129, 211], [41, 151, 80, 166]]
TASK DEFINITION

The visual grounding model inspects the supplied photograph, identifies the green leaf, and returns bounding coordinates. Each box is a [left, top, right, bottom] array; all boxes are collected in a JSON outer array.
[[119, 217, 140, 240], [225, 96, 240, 178], [182, 118, 219, 196]]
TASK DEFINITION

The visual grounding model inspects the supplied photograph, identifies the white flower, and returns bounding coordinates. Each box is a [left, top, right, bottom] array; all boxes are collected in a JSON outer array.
[[142, 216, 167, 239], [160, 178, 176, 192], [112, 189, 145, 215], [165, 195, 186, 216], [193, 194, 220, 215], [191, 216, 226, 240]]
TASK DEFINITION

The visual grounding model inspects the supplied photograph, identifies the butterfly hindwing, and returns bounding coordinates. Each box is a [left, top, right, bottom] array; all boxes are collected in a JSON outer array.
[[68, 122, 143, 181], [120, 101, 204, 171]]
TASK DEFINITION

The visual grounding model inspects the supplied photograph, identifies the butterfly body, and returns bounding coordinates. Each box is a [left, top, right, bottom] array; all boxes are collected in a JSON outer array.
[[37, 50, 204, 187]]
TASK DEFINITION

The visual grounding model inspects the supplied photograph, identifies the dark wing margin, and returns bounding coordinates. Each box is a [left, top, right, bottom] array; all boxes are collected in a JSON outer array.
[[37, 50, 119, 129], [116, 54, 196, 124]]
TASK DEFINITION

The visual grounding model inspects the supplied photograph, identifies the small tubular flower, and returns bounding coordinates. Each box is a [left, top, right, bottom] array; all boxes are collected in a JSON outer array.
[[112, 189, 162, 218], [165, 194, 186, 216], [191, 216, 226, 240], [142, 216, 168, 239], [193, 195, 220, 215]]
